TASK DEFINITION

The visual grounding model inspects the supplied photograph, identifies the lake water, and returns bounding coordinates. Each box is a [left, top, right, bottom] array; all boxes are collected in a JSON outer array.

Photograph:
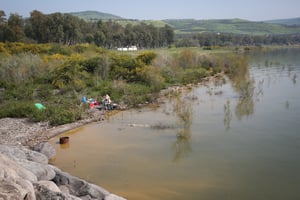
[[50, 48, 300, 200]]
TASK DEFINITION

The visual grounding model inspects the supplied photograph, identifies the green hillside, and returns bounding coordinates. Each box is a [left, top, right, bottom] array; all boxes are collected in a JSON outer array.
[[163, 18, 300, 35], [69, 10, 122, 21], [69, 11, 300, 35], [69, 11, 168, 27], [265, 17, 300, 25]]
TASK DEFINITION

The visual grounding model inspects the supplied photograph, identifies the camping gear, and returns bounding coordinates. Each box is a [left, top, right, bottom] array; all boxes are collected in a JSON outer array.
[[35, 103, 46, 110]]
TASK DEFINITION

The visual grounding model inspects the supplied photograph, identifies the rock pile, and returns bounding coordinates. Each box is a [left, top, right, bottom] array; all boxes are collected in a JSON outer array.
[[0, 144, 126, 200]]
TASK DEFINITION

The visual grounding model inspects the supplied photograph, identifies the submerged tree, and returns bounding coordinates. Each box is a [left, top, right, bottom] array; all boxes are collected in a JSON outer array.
[[172, 95, 193, 163]]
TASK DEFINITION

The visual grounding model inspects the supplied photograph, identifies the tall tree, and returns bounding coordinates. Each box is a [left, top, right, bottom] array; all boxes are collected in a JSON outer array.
[[0, 10, 9, 41], [25, 10, 50, 43], [7, 13, 25, 42]]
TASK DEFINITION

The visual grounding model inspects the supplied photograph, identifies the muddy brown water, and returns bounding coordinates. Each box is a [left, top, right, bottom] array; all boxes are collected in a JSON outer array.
[[50, 48, 300, 200]]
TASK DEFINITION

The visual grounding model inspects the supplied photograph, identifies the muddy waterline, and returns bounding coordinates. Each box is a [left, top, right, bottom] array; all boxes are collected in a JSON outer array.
[[50, 48, 300, 200]]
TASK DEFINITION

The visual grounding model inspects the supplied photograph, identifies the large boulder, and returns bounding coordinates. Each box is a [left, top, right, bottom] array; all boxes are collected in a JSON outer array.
[[0, 144, 55, 181], [17, 159, 56, 181], [0, 153, 36, 200], [33, 182, 81, 200], [0, 144, 48, 164], [0, 153, 37, 182], [52, 166, 126, 200], [33, 142, 56, 159], [37, 180, 61, 193], [0, 178, 36, 200], [0, 144, 126, 200], [0, 178, 26, 200], [52, 166, 109, 199]]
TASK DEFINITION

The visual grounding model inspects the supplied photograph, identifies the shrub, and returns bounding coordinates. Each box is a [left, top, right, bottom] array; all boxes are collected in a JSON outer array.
[[0, 53, 47, 85], [48, 44, 71, 55], [48, 106, 81, 126], [181, 67, 209, 84], [136, 65, 165, 92], [136, 51, 157, 65], [160, 65, 183, 85], [0, 101, 39, 118], [114, 83, 152, 106]]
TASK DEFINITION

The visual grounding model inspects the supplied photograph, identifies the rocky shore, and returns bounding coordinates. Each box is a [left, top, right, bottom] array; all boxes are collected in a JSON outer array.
[[0, 109, 126, 200]]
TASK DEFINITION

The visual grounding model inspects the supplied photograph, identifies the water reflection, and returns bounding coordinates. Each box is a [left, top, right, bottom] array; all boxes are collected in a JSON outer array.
[[223, 100, 232, 131], [172, 96, 193, 163], [221, 56, 256, 128], [59, 143, 70, 149]]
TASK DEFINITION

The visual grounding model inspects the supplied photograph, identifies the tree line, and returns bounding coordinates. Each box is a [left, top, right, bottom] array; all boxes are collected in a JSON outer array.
[[175, 32, 300, 47], [0, 10, 174, 48], [1, 10, 300, 49]]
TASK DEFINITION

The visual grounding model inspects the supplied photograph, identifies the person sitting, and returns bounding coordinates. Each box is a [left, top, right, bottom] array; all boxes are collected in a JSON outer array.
[[102, 94, 112, 110]]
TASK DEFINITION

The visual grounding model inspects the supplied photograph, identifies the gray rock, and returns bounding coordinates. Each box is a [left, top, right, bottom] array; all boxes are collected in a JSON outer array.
[[23, 146, 49, 164], [0, 178, 24, 200], [37, 180, 61, 193], [105, 194, 127, 200], [0, 144, 126, 200], [33, 142, 56, 159], [0, 145, 55, 181], [33, 182, 81, 200], [0, 144, 48, 164], [0, 153, 37, 182], [14, 178, 36, 200], [79, 195, 94, 200], [17, 159, 56, 181], [0, 178, 36, 200], [0, 144, 27, 160], [53, 167, 110, 199], [59, 185, 70, 194]]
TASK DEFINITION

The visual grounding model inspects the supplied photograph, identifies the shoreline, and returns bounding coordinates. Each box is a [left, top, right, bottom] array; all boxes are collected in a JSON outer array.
[[0, 72, 225, 148], [0, 109, 104, 148], [0, 72, 224, 200]]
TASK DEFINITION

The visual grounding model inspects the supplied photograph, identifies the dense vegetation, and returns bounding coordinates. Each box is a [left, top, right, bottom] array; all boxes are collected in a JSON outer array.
[[0, 10, 296, 126], [175, 32, 300, 47], [0, 42, 247, 125], [2, 10, 300, 50], [0, 10, 174, 48]]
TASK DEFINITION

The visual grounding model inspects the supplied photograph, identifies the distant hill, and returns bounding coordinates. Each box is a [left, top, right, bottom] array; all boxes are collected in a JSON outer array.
[[69, 11, 300, 35], [264, 17, 300, 26], [69, 11, 169, 27], [163, 18, 300, 35], [69, 11, 122, 21]]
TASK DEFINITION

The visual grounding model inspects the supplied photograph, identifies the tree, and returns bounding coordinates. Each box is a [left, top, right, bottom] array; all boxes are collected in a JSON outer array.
[[63, 14, 82, 45], [0, 10, 6, 24], [162, 25, 174, 47], [48, 13, 65, 43], [0, 10, 9, 42], [7, 13, 25, 42], [25, 10, 50, 43]]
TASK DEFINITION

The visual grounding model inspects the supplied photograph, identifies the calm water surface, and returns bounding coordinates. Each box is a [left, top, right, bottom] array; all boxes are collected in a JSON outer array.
[[50, 48, 300, 200]]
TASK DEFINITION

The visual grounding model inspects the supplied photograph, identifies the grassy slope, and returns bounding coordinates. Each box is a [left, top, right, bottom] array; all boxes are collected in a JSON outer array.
[[69, 10, 122, 21], [163, 18, 300, 35]]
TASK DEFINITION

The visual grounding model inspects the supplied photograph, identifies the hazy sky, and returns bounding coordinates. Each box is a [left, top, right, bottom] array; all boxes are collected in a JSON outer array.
[[2, 0, 300, 21]]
